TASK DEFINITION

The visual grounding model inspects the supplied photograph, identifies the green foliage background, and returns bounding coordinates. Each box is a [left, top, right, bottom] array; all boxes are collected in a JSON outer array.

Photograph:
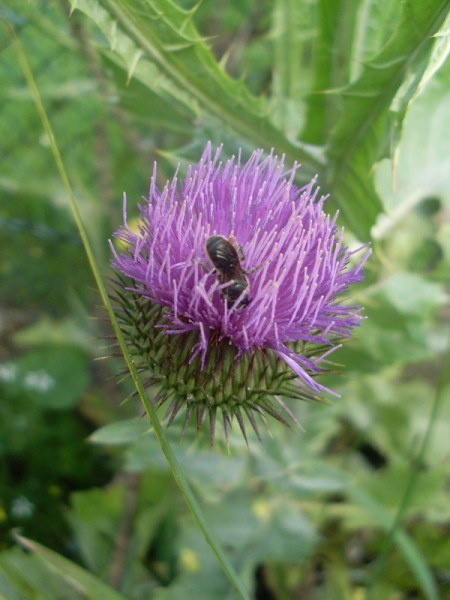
[[0, 0, 449, 599]]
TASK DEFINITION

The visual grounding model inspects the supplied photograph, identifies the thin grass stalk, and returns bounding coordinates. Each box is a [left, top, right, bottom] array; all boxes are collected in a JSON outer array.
[[6, 20, 250, 600], [365, 332, 450, 600]]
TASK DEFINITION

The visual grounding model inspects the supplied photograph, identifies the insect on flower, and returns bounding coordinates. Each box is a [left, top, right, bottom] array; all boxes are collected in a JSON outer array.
[[205, 235, 250, 309]]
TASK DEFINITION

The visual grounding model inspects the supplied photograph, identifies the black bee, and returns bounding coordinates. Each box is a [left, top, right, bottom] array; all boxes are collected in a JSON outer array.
[[205, 235, 250, 309]]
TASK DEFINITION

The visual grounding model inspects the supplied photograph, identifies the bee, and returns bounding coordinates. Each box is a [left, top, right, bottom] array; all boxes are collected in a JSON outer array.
[[205, 235, 250, 309]]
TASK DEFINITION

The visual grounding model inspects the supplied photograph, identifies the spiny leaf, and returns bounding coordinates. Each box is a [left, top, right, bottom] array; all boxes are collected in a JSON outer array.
[[69, 0, 323, 179], [327, 0, 449, 240]]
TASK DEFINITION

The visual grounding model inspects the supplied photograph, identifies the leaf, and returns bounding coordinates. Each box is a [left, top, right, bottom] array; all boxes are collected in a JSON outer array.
[[104, 56, 193, 134], [67, 475, 174, 589], [68, 0, 323, 179], [327, 0, 450, 239], [251, 435, 348, 494], [302, 0, 362, 145], [0, 547, 79, 600], [13, 317, 91, 351], [13, 536, 129, 600], [15, 347, 91, 409], [379, 272, 447, 316], [337, 271, 448, 371], [89, 418, 150, 444], [67, 486, 131, 575], [208, 492, 318, 564], [414, 9, 450, 96], [374, 60, 450, 228]]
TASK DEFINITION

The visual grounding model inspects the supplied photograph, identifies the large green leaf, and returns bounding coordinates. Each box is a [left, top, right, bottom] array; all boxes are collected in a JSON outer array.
[[301, 0, 405, 146], [327, 0, 449, 239], [69, 0, 323, 179]]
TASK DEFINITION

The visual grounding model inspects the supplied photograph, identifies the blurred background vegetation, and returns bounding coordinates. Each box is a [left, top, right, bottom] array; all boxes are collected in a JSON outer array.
[[0, 0, 449, 599]]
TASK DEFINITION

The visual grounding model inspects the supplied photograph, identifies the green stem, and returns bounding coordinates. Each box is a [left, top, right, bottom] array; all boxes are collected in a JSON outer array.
[[6, 19, 250, 600], [365, 331, 450, 600]]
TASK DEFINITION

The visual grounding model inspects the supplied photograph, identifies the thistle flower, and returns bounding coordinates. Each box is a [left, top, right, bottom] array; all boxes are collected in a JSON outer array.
[[110, 143, 369, 444]]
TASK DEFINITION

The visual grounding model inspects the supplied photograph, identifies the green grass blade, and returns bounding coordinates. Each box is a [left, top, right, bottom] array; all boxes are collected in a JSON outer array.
[[6, 20, 250, 600], [348, 486, 439, 600], [12, 535, 128, 600]]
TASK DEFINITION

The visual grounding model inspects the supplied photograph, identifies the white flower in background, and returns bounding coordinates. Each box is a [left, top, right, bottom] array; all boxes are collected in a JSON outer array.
[[0, 362, 18, 383], [23, 370, 55, 393], [11, 496, 35, 519]]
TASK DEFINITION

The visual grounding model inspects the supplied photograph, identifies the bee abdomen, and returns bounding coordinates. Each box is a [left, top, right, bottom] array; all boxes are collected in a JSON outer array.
[[206, 235, 240, 274]]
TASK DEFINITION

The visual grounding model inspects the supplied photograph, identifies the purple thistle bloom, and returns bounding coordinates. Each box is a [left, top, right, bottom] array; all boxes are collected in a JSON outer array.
[[110, 143, 370, 442]]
